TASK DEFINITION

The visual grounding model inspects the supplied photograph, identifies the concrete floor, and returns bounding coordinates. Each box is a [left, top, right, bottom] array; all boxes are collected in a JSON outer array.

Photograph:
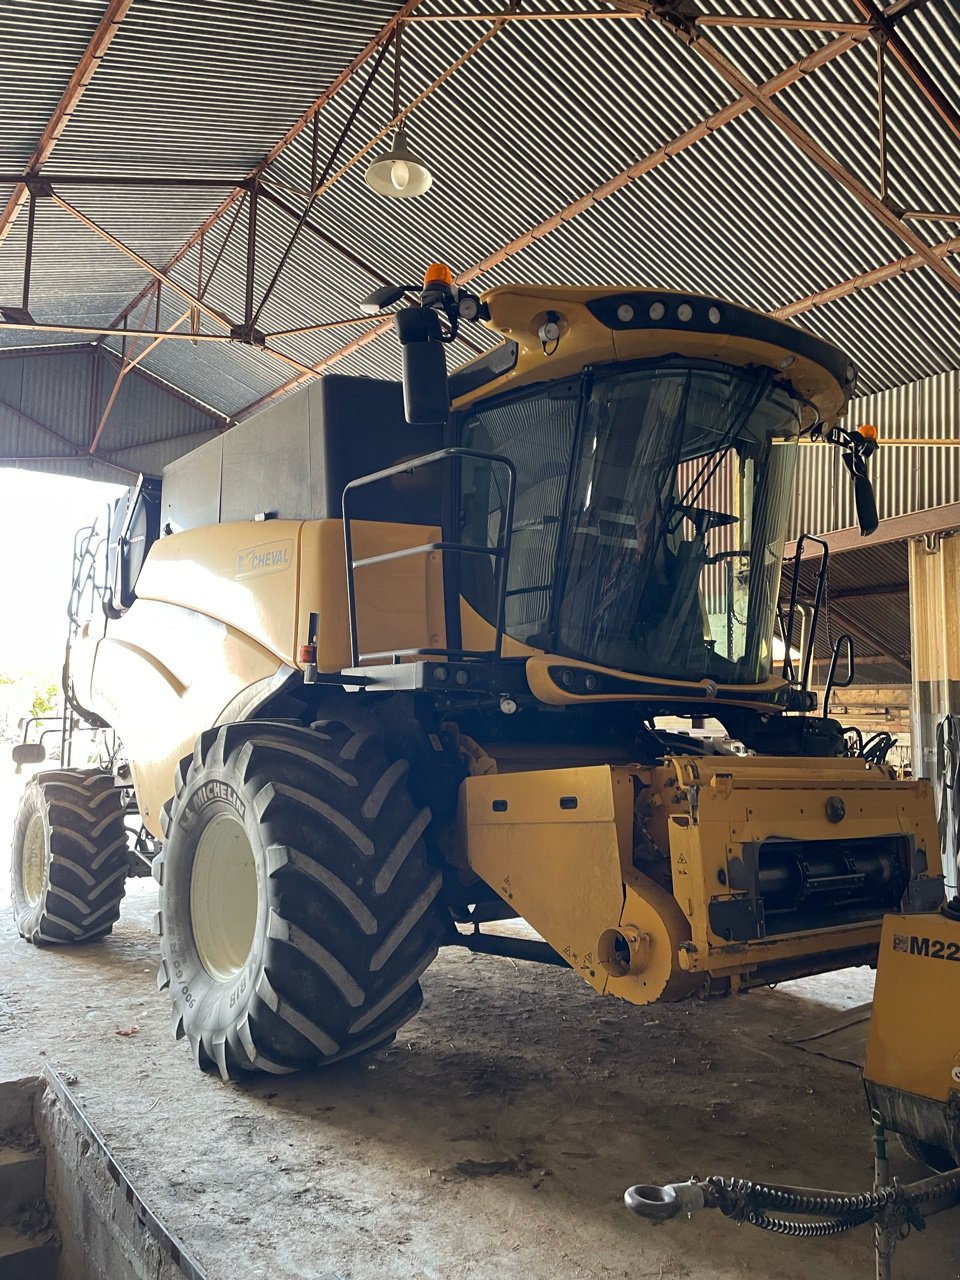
[[1, 765, 958, 1280]]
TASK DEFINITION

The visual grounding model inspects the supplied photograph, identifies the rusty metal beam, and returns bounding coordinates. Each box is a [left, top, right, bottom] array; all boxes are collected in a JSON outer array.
[[0, 321, 232, 341], [697, 15, 867, 33], [787, 503, 960, 560], [233, 4, 960, 413], [265, 316, 415, 340], [237, 318, 396, 419], [97, 347, 228, 423], [109, 198, 242, 333], [772, 235, 960, 317], [0, 337, 226, 453], [851, 0, 960, 147], [460, 22, 869, 283], [109, 0, 516, 361], [49, 191, 236, 330], [405, 12, 867, 31], [256, 1, 426, 182], [0, 0, 135, 246], [639, 10, 960, 301], [20, 177, 369, 408], [821, 581, 909, 599], [89, 307, 193, 455], [904, 210, 960, 223], [0, 174, 245, 189], [258, 185, 483, 356], [814, 603, 911, 671], [291, 3, 522, 209]]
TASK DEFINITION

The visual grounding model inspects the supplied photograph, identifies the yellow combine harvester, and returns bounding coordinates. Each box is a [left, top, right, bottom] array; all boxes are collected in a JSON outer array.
[[10, 268, 943, 1094]]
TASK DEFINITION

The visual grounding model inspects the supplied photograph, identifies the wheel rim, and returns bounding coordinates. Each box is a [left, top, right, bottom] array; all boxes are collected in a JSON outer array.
[[21, 814, 47, 905], [190, 812, 259, 981]]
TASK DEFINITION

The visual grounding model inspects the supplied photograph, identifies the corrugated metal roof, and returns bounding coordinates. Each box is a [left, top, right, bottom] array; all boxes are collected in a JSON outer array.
[[0, 343, 224, 480], [0, 0, 957, 480], [3, 1, 109, 166], [46, 1, 406, 179]]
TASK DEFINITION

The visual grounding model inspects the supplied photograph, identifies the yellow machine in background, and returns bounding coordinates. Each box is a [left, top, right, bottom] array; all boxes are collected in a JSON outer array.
[[865, 908, 960, 1171], [9, 266, 945, 1092]]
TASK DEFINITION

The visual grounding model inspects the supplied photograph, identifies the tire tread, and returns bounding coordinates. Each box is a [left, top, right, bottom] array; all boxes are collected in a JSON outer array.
[[157, 717, 444, 1078], [11, 768, 128, 945]]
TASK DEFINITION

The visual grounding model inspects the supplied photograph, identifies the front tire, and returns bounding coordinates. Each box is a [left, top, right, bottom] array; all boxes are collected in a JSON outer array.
[[11, 770, 128, 943], [155, 719, 445, 1079]]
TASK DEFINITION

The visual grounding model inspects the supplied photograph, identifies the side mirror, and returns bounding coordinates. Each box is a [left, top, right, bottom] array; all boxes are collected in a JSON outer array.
[[842, 451, 878, 536], [394, 307, 449, 426], [12, 742, 46, 772]]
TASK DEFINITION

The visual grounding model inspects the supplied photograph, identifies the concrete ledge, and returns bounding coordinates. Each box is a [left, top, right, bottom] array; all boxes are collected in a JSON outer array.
[[0, 1071, 205, 1280]]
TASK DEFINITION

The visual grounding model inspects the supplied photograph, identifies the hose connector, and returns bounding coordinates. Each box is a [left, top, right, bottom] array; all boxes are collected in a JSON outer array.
[[624, 1180, 707, 1221]]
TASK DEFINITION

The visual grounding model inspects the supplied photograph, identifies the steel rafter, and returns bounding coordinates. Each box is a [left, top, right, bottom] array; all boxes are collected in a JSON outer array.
[[255, 1, 524, 227], [812, 603, 911, 672], [248, 32, 397, 332], [773, 235, 960, 318], [403, 12, 869, 33], [4, 0, 956, 433], [240, 20, 878, 414], [104, 0, 520, 375], [106, 1, 426, 335], [0, 388, 138, 478], [0, 0, 135, 246], [88, 305, 194, 455], [28, 187, 375, 424], [0, 316, 376, 341], [851, 0, 960, 147], [257, 185, 483, 356], [630, 2, 960, 300], [49, 191, 236, 331], [73, 0, 512, 406]]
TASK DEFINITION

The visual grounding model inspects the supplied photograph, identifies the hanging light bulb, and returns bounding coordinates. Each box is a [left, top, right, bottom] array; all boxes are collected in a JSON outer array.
[[363, 24, 433, 200], [366, 129, 432, 199]]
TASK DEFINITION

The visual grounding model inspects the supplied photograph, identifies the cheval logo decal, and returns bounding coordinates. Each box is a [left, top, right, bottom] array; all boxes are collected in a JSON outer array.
[[235, 539, 293, 580]]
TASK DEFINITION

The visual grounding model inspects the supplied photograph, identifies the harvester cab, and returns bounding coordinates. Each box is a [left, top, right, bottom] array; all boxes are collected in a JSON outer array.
[[9, 266, 943, 1091]]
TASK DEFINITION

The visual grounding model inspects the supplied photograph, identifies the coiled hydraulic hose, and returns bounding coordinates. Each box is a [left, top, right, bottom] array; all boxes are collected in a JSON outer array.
[[624, 1167, 960, 1238]]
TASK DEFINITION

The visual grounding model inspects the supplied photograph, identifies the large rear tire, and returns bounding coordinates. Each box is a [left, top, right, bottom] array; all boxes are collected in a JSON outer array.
[[10, 769, 128, 944], [155, 719, 445, 1079]]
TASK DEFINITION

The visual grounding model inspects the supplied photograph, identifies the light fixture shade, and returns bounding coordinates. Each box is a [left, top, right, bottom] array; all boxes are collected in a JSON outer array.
[[364, 130, 433, 200]]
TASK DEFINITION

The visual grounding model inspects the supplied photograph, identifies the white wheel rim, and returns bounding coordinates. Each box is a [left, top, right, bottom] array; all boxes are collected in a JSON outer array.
[[190, 812, 259, 981], [22, 814, 47, 905]]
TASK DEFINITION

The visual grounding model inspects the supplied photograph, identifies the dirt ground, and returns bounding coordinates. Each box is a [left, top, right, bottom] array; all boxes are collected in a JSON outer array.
[[1, 764, 957, 1280]]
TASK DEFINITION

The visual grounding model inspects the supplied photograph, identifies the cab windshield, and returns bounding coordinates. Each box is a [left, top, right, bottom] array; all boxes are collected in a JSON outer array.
[[459, 360, 801, 685]]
